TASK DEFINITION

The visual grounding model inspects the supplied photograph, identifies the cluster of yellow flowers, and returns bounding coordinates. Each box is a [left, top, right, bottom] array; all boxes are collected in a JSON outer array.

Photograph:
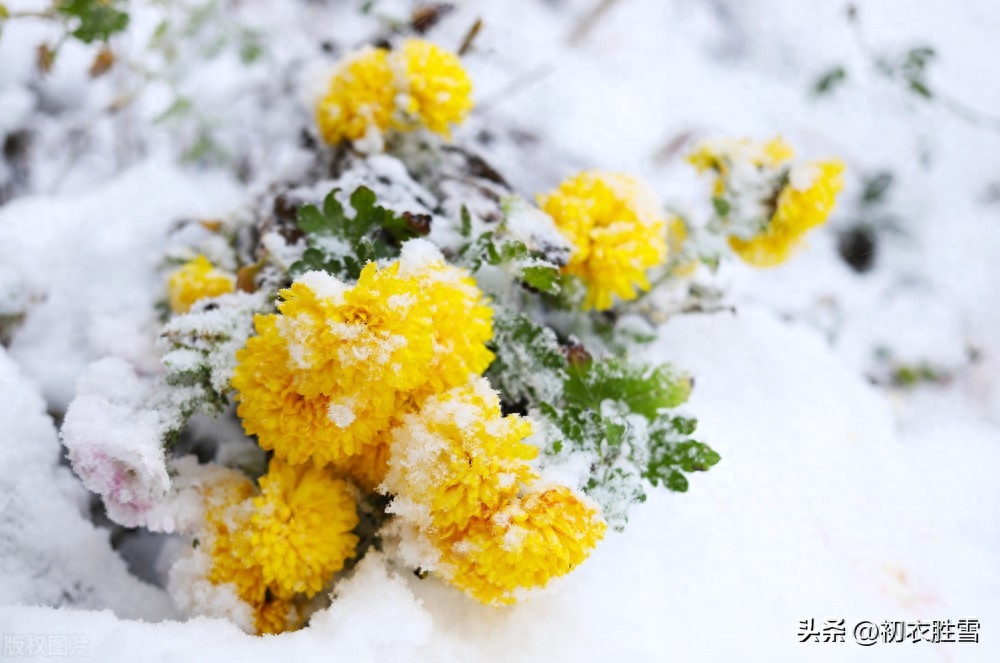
[[231, 251, 493, 489], [384, 378, 606, 605], [316, 39, 473, 148], [213, 240, 605, 617], [539, 171, 669, 311], [167, 255, 235, 314], [194, 460, 359, 634], [688, 137, 845, 267]]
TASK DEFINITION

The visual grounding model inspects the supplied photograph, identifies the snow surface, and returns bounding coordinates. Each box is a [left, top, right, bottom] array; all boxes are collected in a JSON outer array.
[[2, 0, 1000, 660], [4, 308, 997, 660]]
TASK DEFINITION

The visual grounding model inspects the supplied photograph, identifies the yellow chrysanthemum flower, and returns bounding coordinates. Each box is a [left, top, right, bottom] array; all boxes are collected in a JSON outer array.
[[255, 599, 301, 636], [203, 472, 261, 602], [316, 39, 473, 147], [402, 258, 495, 397], [250, 458, 359, 600], [232, 251, 494, 484], [384, 377, 538, 540], [327, 434, 392, 493], [167, 255, 235, 314], [316, 46, 396, 146], [200, 471, 303, 634], [728, 160, 845, 267], [539, 171, 667, 311], [442, 486, 607, 606], [394, 39, 474, 139]]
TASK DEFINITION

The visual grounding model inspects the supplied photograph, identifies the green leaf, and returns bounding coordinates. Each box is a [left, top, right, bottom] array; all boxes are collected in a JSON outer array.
[[150, 19, 169, 45], [712, 196, 731, 217], [57, 0, 130, 43], [664, 471, 689, 492], [487, 312, 567, 406], [908, 79, 934, 99], [812, 66, 847, 96], [297, 204, 331, 235], [564, 358, 692, 420], [0, 4, 9, 20], [644, 434, 720, 492], [520, 264, 561, 294], [906, 46, 936, 70], [349, 186, 376, 220], [460, 206, 473, 238], [861, 172, 893, 205], [239, 30, 264, 64], [153, 96, 192, 124], [292, 185, 422, 281]]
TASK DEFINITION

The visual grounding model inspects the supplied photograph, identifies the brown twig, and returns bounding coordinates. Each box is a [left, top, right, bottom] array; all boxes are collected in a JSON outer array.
[[457, 17, 482, 56], [567, 0, 625, 46]]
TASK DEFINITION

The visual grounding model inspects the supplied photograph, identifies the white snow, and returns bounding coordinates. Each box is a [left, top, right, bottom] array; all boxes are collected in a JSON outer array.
[[0, 347, 175, 620], [2, 0, 999, 660]]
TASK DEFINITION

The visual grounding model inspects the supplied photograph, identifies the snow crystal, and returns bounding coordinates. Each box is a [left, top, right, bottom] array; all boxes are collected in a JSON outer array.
[[787, 161, 820, 191], [397, 238, 445, 276], [297, 269, 347, 301], [168, 544, 256, 634], [387, 293, 416, 311], [354, 121, 387, 155], [260, 231, 306, 270], [327, 400, 357, 428]]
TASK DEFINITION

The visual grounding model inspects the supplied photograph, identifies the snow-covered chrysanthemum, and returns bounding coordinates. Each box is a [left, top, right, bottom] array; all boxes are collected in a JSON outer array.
[[538, 171, 668, 311], [383, 376, 606, 606], [169, 467, 302, 635], [728, 160, 845, 266], [167, 255, 235, 314], [173, 460, 357, 634], [393, 39, 473, 139], [687, 137, 844, 267], [316, 39, 473, 150], [231, 244, 493, 487], [384, 377, 538, 540], [442, 486, 607, 606], [316, 46, 397, 147]]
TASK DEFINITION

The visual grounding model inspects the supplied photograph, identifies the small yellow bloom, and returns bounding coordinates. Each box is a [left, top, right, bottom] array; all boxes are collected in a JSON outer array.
[[394, 39, 473, 139], [250, 458, 359, 600], [316, 39, 473, 147], [384, 377, 538, 540], [539, 171, 667, 310], [167, 255, 235, 314], [316, 46, 396, 146], [442, 486, 607, 606], [729, 160, 845, 267], [688, 137, 844, 267], [200, 471, 304, 634]]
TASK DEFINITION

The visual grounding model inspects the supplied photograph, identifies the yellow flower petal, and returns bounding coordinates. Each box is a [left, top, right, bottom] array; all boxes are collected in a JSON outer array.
[[539, 171, 667, 310], [167, 255, 235, 314]]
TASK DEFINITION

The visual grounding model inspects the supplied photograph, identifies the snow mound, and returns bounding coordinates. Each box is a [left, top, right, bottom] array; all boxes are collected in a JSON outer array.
[[4, 307, 996, 661], [0, 347, 175, 620]]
